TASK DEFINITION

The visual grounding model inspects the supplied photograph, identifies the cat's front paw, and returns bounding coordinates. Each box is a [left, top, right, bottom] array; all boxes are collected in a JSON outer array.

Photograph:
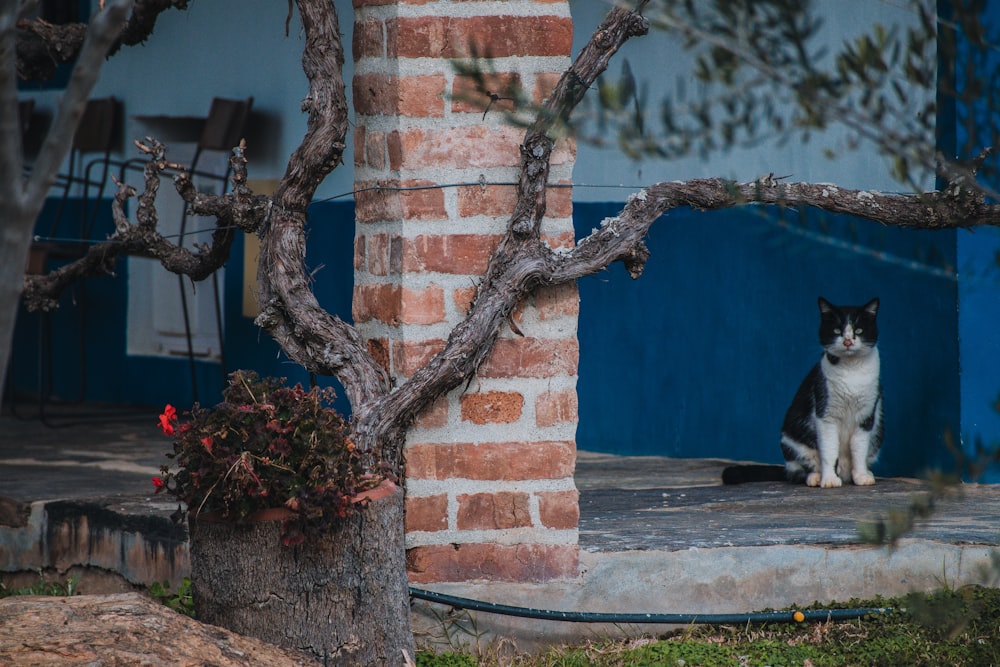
[[852, 471, 876, 486], [819, 475, 843, 488], [805, 472, 821, 487]]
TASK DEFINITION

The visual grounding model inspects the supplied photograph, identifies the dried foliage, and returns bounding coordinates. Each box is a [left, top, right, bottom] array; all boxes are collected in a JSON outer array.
[[156, 371, 387, 546]]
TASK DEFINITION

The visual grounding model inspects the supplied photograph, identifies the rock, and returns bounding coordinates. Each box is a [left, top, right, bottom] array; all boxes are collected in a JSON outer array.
[[0, 593, 316, 666]]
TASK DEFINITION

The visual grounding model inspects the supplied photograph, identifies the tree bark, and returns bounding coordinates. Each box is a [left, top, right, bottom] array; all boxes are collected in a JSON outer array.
[[188, 486, 414, 666]]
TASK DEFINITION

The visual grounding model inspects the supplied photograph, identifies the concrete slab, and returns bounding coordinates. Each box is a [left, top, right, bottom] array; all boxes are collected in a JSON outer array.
[[575, 451, 1000, 552], [3, 407, 1000, 650], [0, 407, 187, 589]]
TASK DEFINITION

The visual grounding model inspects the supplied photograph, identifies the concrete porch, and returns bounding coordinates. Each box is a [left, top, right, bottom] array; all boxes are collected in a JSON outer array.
[[1, 405, 999, 650]]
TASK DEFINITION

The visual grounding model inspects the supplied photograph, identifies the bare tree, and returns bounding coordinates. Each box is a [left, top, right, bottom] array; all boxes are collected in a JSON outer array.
[[8, 0, 1000, 663]]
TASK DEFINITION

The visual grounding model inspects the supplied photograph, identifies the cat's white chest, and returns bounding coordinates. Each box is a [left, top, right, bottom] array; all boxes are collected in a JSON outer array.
[[820, 347, 880, 418]]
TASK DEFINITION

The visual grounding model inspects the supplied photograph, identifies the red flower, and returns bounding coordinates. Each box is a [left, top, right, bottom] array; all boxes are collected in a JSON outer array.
[[201, 436, 213, 453], [152, 476, 165, 490], [158, 404, 178, 436]]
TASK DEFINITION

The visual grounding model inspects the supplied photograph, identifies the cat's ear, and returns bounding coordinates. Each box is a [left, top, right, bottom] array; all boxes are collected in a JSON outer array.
[[863, 298, 879, 316], [818, 297, 834, 314]]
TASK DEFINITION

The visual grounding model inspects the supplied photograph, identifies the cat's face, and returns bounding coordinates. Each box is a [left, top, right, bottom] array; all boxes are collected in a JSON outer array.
[[817, 297, 879, 358]]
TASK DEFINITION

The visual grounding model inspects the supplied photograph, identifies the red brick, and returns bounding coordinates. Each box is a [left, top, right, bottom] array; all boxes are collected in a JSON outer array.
[[532, 282, 579, 320], [405, 494, 449, 532], [353, 73, 395, 116], [535, 388, 577, 427], [414, 396, 449, 429], [457, 184, 517, 218], [460, 391, 523, 424], [389, 235, 404, 274], [353, 283, 400, 324], [387, 130, 403, 171], [398, 126, 522, 169], [406, 543, 579, 583], [400, 76, 447, 117], [533, 71, 563, 103], [352, 16, 384, 60], [537, 490, 579, 530], [354, 73, 446, 117], [456, 492, 531, 530], [353, 284, 443, 326], [452, 73, 521, 115], [368, 233, 390, 276], [452, 286, 476, 316], [479, 337, 578, 378], [401, 234, 500, 275], [406, 441, 575, 481], [353, 234, 365, 271], [551, 136, 576, 166], [400, 285, 446, 324], [353, 126, 366, 167], [400, 179, 447, 220], [355, 180, 403, 224], [393, 16, 573, 59], [546, 181, 574, 218], [364, 129, 387, 169], [391, 338, 446, 376], [355, 180, 447, 223], [367, 337, 390, 374]]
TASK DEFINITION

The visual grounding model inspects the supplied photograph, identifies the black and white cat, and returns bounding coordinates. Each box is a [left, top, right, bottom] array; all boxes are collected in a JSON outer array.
[[723, 297, 883, 486], [781, 297, 883, 487]]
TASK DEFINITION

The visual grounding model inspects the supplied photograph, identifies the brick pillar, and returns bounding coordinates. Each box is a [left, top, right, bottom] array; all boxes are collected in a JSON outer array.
[[352, 1, 579, 583]]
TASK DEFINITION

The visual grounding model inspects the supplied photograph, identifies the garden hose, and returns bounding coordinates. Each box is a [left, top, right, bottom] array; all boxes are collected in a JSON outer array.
[[409, 587, 893, 625]]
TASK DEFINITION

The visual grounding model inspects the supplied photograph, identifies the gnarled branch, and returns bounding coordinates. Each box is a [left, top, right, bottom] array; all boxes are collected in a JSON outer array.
[[16, 0, 189, 81], [21, 138, 256, 312]]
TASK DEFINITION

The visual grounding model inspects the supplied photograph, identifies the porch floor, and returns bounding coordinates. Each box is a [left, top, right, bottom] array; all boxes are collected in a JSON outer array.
[[2, 404, 999, 572]]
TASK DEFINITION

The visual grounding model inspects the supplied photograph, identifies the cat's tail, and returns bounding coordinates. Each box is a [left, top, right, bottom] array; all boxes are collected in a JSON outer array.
[[721, 464, 787, 485]]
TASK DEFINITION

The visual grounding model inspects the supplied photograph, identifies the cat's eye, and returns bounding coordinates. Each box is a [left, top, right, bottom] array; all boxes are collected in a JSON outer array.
[[855, 328, 863, 334], [834, 328, 841, 334]]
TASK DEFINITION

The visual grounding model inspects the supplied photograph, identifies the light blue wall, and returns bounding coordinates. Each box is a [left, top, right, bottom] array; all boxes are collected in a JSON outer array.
[[20, 0, 356, 201], [567, 0, 930, 200]]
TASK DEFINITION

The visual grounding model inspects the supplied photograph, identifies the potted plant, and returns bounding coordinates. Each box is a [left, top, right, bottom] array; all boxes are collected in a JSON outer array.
[[155, 369, 394, 545], [154, 370, 405, 660]]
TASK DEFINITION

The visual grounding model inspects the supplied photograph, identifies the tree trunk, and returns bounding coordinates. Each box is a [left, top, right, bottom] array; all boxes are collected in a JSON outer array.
[[188, 487, 414, 666]]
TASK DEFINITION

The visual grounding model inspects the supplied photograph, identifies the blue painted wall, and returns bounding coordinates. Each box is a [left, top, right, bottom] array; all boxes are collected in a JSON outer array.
[[951, 0, 1000, 481], [9, 200, 355, 415], [574, 202, 960, 479]]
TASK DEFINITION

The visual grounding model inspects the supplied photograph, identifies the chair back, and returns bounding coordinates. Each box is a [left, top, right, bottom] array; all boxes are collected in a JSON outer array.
[[199, 97, 253, 152], [73, 97, 121, 153]]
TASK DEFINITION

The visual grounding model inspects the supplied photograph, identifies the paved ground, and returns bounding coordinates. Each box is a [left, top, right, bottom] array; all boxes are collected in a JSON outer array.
[[2, 403, 1000, 555], [576, 452, 1000, 552]]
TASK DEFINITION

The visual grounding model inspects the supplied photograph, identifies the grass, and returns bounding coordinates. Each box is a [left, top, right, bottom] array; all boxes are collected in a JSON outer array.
[[416, 585, 1000, 666], [0, 571, 80, 598]]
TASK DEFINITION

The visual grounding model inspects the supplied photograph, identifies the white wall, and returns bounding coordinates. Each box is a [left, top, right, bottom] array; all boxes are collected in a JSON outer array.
[[568, 0, 932, 201]]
